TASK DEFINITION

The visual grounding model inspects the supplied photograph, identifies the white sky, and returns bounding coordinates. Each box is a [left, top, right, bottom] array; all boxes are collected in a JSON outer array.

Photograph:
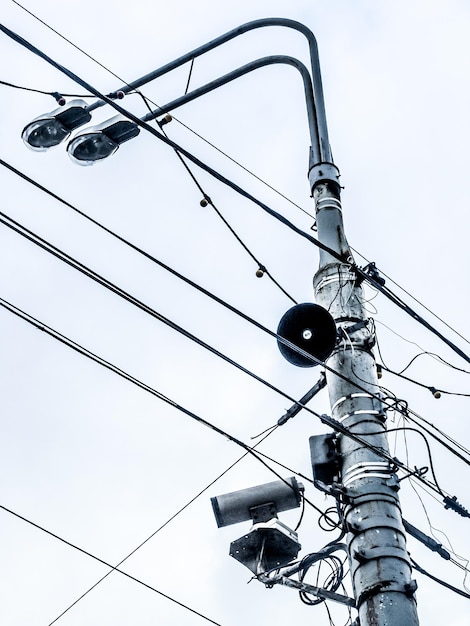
[[0, 1, 469, 625]]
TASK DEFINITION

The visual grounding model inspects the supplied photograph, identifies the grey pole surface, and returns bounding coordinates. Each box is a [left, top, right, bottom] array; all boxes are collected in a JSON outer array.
[[310, 163, 420, 625]]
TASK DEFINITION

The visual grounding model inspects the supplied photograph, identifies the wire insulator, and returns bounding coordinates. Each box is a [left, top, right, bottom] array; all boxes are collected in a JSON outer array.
[[52, 91, 66, 106]]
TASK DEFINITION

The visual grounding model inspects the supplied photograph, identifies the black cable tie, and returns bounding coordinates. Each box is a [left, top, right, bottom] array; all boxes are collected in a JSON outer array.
[[443, 495, 470, 518]]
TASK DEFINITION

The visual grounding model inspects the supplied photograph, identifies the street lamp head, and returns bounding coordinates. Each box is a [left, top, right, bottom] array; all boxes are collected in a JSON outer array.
[[67, 115, 140, 165], [21, 99, 91, 151]]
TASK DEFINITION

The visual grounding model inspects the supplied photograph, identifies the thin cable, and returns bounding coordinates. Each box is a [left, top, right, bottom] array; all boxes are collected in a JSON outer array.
[[381, 364, 470, 398], [375, 318, 470, 375], [362, 426, 446, 497], [136, 91, 297, 304], [3, 158, 469, 472], [0, 504, 222, 625], [402, 431, 470, 593], [410, 558, 470, 600], [408, 477, 470, 590], [0, 78, 92, 98], [184, 58, 195, 95], [349, 345, 470, 466], [49, 427, 277, 625], [352, 245, 470, 347]]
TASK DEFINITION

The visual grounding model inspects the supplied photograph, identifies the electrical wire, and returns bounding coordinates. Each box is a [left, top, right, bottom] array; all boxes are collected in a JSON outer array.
[[409, 478, 470, 589], [48, 426, 279, 625], [0, 78, 93, 98], [4, 149, 468, 461], [3, 19, 466, 366], [396, 350, 470, 376], [0, 503, 222, 625], [3, 157, 469, 478], [375, 318, 470, 376], [2, 194, 469, 518], [361, 426, 446, 497], [400, 426, 470, 593], [380, 364, 470, 398], [138, 92, 297, 303], [0, 294, 333, 519], [1, 288, 460, 523], [348, 347, 470, 466], [2, 204, 469, 500], [11, 0, 315, 220], [410, 558, 470, 600], [5, 12, 469, 365], [352, 246, 470, 347]]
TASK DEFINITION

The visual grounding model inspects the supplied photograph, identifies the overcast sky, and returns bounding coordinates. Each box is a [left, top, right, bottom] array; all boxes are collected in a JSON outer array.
[[1, 1, 469, 625]]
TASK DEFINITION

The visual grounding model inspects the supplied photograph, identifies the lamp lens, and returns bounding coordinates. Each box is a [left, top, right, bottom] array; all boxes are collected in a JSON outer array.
[[22, 119, 70, 150], [68, 133, 118, 165]]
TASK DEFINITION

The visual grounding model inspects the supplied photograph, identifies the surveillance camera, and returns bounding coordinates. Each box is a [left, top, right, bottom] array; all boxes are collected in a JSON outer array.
[[211, 477, 304, 528]]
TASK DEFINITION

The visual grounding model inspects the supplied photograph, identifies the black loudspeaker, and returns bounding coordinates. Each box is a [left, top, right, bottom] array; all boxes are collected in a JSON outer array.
[[277, 303, 337, 367]]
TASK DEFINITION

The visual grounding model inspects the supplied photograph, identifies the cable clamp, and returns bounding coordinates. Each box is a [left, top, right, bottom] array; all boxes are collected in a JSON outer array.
[[356, 262, 386, 287]]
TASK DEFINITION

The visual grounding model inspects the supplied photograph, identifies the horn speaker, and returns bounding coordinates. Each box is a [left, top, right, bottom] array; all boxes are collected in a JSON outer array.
[[277, 303, 337, 367]]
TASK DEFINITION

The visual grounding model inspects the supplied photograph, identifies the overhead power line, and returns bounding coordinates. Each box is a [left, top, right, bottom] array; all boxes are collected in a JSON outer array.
[[1, 158, 468, 470], [11, 0, 316, 220], [2, 21, 468, 366], [14, 1, 469, 354], [1, 293, 466, 512]]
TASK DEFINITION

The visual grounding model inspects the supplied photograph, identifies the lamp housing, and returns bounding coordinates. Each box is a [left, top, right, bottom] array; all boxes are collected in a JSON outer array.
[[22, 99, 91, 151], [67, 115, 140, 165]]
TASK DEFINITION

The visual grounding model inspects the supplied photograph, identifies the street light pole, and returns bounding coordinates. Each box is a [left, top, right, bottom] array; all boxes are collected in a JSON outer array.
[[310, 166, 420, 624], [6, 17, 421, 624]]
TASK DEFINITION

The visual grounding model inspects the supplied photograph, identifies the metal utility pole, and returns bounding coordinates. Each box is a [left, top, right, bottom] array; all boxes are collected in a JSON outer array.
[[10, 14, 424, 623], [310, 162, 420, 625]]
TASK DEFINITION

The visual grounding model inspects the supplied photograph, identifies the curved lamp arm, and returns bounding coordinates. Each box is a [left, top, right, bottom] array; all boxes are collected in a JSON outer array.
[[86, 18, 332, 164], [141, 55, 317, 151]]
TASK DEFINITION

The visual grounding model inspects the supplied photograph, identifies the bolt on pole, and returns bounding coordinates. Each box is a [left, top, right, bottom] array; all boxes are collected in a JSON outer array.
[[309, 161, 420, 626]]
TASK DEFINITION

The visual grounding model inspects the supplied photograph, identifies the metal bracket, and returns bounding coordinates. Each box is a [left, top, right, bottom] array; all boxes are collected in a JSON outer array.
[[260, 573, 356, 607]]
